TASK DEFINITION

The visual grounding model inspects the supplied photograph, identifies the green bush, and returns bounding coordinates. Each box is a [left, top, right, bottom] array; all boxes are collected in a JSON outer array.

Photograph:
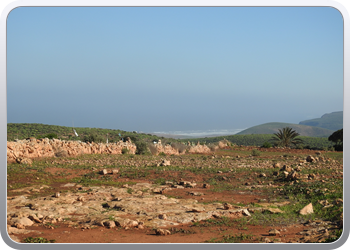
[[261, 141, 272, 148], [82, 133, 104, 143], [135, 141, 150, 155], [37, 133, 58, 139], [251, 149, 261, 156], [24, 237, 56, 243], [121, 148, 129, 154]]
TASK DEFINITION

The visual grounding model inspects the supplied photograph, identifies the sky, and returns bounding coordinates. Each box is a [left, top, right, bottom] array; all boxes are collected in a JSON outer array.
[[6, 7, 343, 133]]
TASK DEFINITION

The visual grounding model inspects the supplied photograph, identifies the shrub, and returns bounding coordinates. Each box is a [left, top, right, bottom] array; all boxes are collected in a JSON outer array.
[[135, 141, 150, 155], [121, 148, 129, 154], [24, 237, 56, 243], [171, 142, 188, 153], [158, 152, 166, 156], [208, 144, 219, 152], [251, 149, 261, 156], [148, 144, 158, 155], [55, 150, 68, 158], [44, 133, 58, 139], [261, 141, 272, 148], [82, 133, 104, 143]]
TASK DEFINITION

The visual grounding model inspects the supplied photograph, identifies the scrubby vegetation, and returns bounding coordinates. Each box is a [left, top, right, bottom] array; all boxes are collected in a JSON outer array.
[[7, 123, 341, 152]]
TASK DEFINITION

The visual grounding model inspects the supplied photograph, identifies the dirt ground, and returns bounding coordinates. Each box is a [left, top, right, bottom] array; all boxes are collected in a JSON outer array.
[[6, 147, 343, 244]]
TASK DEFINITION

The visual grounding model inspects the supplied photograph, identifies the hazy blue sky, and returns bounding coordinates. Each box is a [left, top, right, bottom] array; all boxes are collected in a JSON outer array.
[[7, 7, 343, 133]]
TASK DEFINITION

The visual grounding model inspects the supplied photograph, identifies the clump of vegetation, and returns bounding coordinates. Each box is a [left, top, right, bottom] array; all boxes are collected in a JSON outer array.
[[38, 133, 58, 139], [24, 237, 56, 243], [121, 148, 129, 154], [251, 149, 261, 156], [328, 129, 343, 151], [135, 141, 150, 155], [54, 150, 68, 158], [82, 133, 104, 143], [261, 141, 272, 148], [148, 143, 158, 155], [208, 143, 219, 152], [171, 142, 188, 153]]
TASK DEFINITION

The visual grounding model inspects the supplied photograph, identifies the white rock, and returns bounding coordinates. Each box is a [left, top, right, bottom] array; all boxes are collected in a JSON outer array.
[[299, 203, 314, 215]]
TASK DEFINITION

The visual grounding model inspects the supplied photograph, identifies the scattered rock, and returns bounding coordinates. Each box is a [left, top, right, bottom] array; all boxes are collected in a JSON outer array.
[[101, 169, 108, 175], [269, 229, 281, 236], [103, 221, 116, 228], [306, 155, 316, 163], [158, 214, 167, 220], [16, 157, 33, 165], [273, 163, 280, 168], [300, 203, 314, 215], [155, 228, 171, 236], [223, 203, 233, 210]]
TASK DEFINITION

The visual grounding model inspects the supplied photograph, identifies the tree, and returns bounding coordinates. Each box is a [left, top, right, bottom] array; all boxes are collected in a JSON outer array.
[[270, 127, 304, 148], [328, 129, 343, 151]]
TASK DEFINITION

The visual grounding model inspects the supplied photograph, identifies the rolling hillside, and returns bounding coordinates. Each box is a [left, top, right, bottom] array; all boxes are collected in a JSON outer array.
[[7, 123, 178, 144], [299, 111, 343, 131], [236, 122, 333, 137]]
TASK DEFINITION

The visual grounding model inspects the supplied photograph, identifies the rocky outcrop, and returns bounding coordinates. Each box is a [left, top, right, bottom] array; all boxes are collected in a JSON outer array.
[[7, 182, 252, 232], [7, 138, 136, 163]]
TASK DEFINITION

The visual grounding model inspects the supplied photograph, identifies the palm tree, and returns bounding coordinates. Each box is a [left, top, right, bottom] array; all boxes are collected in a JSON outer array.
[[270, 127, 304, 148]]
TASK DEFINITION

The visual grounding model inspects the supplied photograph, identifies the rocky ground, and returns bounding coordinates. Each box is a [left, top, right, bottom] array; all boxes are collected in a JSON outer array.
[[6, 146, 343, 244]]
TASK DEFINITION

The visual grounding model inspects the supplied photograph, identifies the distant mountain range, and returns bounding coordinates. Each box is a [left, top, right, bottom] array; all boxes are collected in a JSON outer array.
[[299, 111, 343, 131], [237, 111, 343, 137]]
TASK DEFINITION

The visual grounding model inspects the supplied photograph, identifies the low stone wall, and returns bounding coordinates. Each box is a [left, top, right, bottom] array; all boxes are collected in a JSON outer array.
[[7, 138, 136, 163], [7, 138, 228, 163], [154, 144, 183, 155]]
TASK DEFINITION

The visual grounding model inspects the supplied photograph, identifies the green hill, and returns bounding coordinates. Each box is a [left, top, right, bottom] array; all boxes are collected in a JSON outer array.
[[7, 123, 178, 144], [299, 111, 343, 131], [236, 122, 333, 137]]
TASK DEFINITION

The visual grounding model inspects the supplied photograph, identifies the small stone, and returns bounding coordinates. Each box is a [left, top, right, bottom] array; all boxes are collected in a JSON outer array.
[[15, 223, 25, 229], [300, 203, 314, 215], [155, 228, 171, 236], [103, 221, 116, 229], [268, 229, 281, 236], [273, 163, 280, 168], [77, 196, 85, 202], [223, 203, 233, 210], [158, 214, 167, 220]]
